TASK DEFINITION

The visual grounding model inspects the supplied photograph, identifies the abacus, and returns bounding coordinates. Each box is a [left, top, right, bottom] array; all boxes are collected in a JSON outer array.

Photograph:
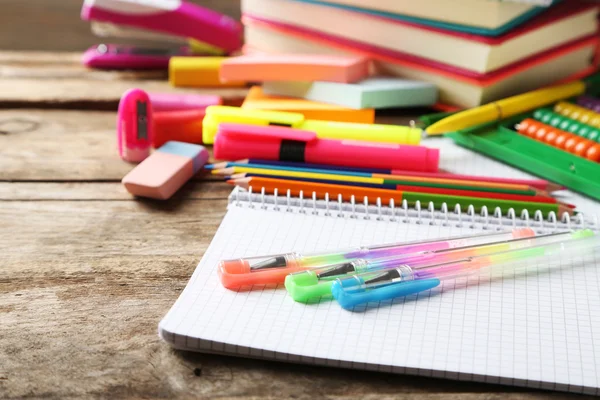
[[449, 95, 600, 201]]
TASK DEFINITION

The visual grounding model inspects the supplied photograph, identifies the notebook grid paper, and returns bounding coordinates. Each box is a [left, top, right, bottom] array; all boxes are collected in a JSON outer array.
[[159, 138, 600, 394]]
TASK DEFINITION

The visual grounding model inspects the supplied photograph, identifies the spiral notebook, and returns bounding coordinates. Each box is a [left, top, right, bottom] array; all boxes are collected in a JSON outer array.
[[159, 137, 600, 395]]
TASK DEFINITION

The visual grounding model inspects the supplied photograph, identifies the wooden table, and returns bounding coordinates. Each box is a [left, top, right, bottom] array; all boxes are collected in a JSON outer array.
[[1, 52, 590, 399]]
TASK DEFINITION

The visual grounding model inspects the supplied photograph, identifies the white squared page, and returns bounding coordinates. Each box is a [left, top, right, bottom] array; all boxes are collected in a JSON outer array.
[[159, 138, 600, 394]]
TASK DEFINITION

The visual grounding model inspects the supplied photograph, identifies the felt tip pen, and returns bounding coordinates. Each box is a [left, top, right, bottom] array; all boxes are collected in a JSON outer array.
[[202, 105, 422, 145], [285, 230, 572, 302], [331, 229, 597, 310], [217, 228, 534, 289], [213, 123, 439, 172]]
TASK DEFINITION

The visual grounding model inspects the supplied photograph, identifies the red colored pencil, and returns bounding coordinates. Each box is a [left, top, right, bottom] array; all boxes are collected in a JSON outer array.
[[390, 170, 563, 192]]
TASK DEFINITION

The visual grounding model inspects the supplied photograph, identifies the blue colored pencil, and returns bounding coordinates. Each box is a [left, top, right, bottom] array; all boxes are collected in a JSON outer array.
[[210, 162, 373, 177], [229, 173, 398, 190], [206, 159, 390, 174]]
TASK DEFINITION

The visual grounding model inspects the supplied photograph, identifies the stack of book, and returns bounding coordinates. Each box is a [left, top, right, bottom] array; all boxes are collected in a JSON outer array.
[[240, 0, 599, 107]]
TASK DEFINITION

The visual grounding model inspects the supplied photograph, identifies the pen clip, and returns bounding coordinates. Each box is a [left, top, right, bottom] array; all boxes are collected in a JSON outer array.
[[218, 123, 317, 143], [331, 278, 441, 310]]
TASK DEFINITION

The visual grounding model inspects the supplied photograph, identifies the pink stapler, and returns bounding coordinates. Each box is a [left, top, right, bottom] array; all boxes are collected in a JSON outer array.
[[81, 0, 243, 53], [82, 44, 192, 69]]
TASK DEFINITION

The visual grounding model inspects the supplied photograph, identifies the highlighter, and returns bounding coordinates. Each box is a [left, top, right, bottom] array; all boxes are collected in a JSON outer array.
[[203, 105, 422, 145], [202, 106, 305, 144], [213, 123, 438, 171], [153, 109, 206, 148]]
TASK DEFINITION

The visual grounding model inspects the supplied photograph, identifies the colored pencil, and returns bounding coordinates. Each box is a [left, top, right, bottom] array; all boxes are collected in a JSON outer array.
[[229, 177, 574, 217], [390, 170, 564, 192], [206, 158, 561, 191], [231, 173, 567, 206], [206, 159, 390, 174], [213, 166, 548, 196]]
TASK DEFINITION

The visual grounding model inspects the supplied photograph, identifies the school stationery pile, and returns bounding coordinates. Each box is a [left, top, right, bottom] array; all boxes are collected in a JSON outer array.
[[79, 0, 242, 69], [240, 0, 599, 107]]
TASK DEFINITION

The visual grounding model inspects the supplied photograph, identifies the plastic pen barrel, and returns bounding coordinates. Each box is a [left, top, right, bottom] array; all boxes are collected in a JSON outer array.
[[331, 229, 597, 310], [218, 228, 534, 289], [285, 228, 541, 302]]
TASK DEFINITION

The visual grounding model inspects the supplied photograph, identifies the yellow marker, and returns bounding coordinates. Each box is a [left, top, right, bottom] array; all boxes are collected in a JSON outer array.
[[300, 120, 421, 145], [203, 106, 305, 144], [212, 166, 385, 184], [204, 105, 422, 145], [169, 57, 246, 88], [426, 80, 586, 135], [242, 86, 375, 124], [554, 101, 600, 127]]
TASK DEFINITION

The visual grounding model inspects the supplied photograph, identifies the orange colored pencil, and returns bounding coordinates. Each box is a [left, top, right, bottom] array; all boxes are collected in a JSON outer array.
[[230, 177, 573, 217], [373, 173, 548, 195]]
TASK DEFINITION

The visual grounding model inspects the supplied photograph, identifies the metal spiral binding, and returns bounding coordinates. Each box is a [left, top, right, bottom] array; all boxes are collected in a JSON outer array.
[[229, 186, 598, 233]]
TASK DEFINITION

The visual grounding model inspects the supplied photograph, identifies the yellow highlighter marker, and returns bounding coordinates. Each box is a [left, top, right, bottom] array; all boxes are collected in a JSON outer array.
[[203, 106, 305, 144], [300, 120, 422, 145], [204, 105, 422, 145]]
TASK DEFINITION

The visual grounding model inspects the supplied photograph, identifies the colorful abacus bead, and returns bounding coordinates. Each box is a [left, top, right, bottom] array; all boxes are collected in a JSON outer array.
[[577, 95, 600, 113], [516, 119, 599, 163], [554, 102, 600, 128], [532, 108, 600, 142]]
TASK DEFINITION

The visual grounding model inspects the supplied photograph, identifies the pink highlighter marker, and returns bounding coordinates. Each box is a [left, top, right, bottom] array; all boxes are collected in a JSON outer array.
[[214, 123, 439, 172], [117, 88, 153, 163]]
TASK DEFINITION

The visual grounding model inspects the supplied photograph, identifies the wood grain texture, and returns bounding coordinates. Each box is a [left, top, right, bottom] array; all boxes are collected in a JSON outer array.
[[0, 0, 241, 51]]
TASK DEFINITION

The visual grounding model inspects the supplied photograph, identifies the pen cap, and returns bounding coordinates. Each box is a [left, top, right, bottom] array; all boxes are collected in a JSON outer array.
[[153, 109, 205, 148], [332, 278, 441, 310], [202, 105, 305, 144], [214, 123, 317, 161], [117, 88, 154, 162]]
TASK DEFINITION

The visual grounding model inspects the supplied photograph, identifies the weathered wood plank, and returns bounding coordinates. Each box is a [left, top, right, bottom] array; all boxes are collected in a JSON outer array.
[[0, 182, 231, 201], [0, 110, 222, 181], [0, 51, 169, 81], [0, 78, 247, 110], [1, 197, 570, 399]]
